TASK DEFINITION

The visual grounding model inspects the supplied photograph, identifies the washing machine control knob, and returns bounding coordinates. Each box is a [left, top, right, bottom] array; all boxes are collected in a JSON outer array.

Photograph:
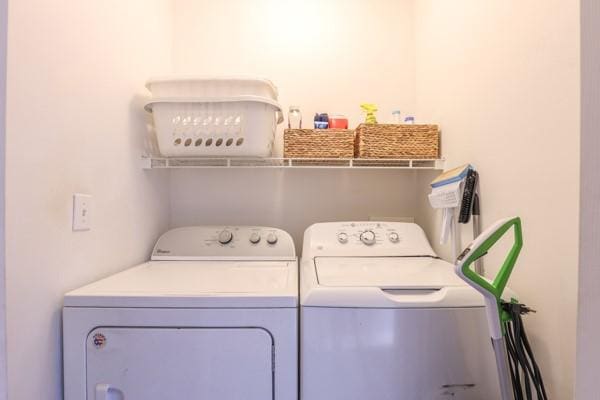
[[249, 232, 261, 244], [266, 233, 278, 245], [218, 230, 233, 245], [360, 230, 376, 246], [337, 232, 349, 244], [389, 232, 400, 243]]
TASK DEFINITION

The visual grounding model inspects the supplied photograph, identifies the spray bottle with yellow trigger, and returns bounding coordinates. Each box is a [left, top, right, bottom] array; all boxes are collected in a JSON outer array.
[[360, 103, 378, 124]]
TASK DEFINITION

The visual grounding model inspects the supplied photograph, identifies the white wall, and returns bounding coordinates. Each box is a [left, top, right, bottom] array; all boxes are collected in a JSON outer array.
[[170, 169, 421, 253], [414, 1, 580, 398], [170, 0, 422, 246], [5, 1, 173, 398], [172, 0, 417, 154], [0, 0, 6, 398], [576, 0, 600, 398]]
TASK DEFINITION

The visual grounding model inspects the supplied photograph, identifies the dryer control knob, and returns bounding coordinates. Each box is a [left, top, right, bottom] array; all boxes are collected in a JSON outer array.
[[389, 232, 400, 243], [360, 230, 376, 246], [249, 232, 261, 244], [337, 232, 349, 244], [218, 230, 233, 245], [266, 233, 278, 245]]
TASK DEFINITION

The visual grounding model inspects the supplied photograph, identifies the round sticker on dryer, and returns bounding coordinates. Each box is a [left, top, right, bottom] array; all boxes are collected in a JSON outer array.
[[92, 332, 107, 349]]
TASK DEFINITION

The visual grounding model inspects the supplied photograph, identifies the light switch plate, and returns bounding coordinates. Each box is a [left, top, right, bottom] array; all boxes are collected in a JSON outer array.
[[73, 194, 92, 231]]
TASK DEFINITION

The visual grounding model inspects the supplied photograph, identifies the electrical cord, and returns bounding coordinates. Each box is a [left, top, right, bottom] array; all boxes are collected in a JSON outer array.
[[502, 302, 548, 400]]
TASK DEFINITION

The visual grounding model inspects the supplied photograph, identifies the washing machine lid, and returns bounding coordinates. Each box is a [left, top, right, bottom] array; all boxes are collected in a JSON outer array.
[[302, 256, 484, 308], [64, 260, 298, 308], [315, 256, 466, 289]]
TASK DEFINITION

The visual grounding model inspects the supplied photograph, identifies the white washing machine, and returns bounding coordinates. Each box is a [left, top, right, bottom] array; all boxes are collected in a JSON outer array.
[[300, 222, 500, 400], [63, 226, 298, 400]]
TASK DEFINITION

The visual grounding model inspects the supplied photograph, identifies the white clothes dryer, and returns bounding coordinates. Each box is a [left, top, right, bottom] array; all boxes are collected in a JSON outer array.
[[300, 221, 500, 400], [64, 226, 298, 400]]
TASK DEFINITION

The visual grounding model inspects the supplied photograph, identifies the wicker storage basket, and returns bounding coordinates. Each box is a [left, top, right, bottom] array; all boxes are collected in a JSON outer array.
[[354, 124, 440, 159], [284, 129, 355, 158]]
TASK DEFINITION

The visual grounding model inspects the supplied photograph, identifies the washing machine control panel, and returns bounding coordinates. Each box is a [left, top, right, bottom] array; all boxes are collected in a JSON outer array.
[[304, 222, 437, 257], [336, 223, 402, 247], [151, 226, 296, 260]]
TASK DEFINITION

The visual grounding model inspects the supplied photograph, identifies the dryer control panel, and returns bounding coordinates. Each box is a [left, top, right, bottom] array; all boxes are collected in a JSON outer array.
[[302, 222, 437, 258], [151, 226, 296, 261]]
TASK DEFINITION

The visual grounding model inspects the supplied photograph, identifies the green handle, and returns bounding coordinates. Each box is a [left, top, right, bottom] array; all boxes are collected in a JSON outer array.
[[459, 217, 523, 301]]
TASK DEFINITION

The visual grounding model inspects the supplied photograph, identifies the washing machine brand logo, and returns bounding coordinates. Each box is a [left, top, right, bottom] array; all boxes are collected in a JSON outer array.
[[156, 248, 170, 254], [92, 333, 107, 349]]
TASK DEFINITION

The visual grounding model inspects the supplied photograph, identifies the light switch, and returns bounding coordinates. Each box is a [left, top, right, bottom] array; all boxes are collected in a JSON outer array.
[[73, 194, 92, 231]]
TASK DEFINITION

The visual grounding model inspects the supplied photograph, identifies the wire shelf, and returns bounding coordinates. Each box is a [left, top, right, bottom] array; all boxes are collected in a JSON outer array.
[[142, 156, 445, 170]]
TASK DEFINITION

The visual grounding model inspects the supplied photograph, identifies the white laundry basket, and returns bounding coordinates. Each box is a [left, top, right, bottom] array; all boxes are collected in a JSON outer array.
[[145, 97, 283, 157], [146, 76, 278, 101]]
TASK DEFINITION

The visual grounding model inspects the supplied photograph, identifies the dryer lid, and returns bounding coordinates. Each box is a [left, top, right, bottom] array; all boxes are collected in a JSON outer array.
[[64, 260, 298, 308], [314, 256, 467, 289]]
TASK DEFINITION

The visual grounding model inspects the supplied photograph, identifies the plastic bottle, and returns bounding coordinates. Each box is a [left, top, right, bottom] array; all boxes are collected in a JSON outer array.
[[288, 106, 302, 129], [392, 110, 402, 124]]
